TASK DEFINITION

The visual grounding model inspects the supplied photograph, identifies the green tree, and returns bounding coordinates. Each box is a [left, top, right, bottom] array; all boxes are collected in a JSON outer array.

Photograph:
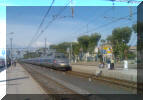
[[50, 42, 71, 54], [23, 51, 40, 59], [107, 26, 132, 60], [78, 35, 90, 53], [112, 27, 132, 44], [72, 42, 80, 56], [88, 33, 101, 53]]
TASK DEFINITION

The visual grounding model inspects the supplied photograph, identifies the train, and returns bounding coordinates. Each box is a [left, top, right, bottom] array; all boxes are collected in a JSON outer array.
[[21, 52, 71, 71]]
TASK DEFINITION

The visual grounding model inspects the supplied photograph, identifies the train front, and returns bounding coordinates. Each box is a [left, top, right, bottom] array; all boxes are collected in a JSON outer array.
[[53, 53, 71, 71]]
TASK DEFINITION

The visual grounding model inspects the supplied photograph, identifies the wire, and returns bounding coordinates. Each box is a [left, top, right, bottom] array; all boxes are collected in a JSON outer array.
[[71, 7, 113, 37], [30, 0, 72, 47], [76, 11, 137, 36], [28, 0, 55, 48], [59, 11, 136, 43]]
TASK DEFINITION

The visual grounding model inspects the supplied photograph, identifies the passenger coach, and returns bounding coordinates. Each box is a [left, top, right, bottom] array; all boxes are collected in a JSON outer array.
[[22, 52, 71, 71]]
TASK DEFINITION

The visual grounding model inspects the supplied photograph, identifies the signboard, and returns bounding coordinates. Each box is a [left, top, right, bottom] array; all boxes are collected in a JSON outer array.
[[67, 48, 70, 53], [94, 47, 98, 53], [102, 45, 112, 54], [0, 49, 6, 59]]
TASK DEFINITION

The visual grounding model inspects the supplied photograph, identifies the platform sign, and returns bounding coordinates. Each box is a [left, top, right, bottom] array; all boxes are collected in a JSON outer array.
[[103, 45, 112, 55], [2, 49, 5, 56], [67, 48, 70, 53], [0, 49, 6, 59]]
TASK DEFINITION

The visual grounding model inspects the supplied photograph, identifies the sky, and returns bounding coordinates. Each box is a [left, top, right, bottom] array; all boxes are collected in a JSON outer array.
[[0, 0, 142, 6], [0, 1, 142, 99], [0, 0, 141, 57], [6, 6, 137, 49]]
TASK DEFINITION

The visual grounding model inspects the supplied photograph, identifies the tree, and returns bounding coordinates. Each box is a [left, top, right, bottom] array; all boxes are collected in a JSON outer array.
[[88, 33, 101, 53], [23, 51, 40, 59], [112, 27, 132, 44], [77, 33, 101, 53], [50, 42, 71, 54], [78, 35, 90, 53], [107, 26, 132, 60], [72, 42, 80, 56]]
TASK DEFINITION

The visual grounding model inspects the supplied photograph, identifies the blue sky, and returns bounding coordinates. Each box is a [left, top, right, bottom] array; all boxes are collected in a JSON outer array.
[[0, 0, 141, 58], [0, 0, 142, 6], [6, 6, 137, 49], [0, 0, 141, 50]]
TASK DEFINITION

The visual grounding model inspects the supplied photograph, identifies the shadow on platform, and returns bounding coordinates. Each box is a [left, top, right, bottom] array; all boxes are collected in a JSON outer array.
[[0, 76, 29, 82]]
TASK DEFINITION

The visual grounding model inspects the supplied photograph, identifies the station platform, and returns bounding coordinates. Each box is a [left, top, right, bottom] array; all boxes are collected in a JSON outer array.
[[6, 63, 46, 94], [0, 68, 6, 100], [71, 64, 137, 83]]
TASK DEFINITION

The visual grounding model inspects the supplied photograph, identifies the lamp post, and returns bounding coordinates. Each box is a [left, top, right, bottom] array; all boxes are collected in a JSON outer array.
[[8, 32, 15, 65]]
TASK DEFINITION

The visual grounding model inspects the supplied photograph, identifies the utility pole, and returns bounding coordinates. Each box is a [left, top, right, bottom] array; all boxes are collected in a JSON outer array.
[[10, 38, 13, 64], [9, 32, 14, 65], [86, 24, 88, 33], [45, 38, 47, 56], [70, 42, 72, 63]]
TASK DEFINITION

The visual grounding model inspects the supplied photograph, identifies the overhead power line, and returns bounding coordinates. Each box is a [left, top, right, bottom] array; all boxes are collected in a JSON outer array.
[[28, 0, 55, 48], [76, 11, 137, 36], [29, 0, 72, 48], [60, 11, 136, 43]]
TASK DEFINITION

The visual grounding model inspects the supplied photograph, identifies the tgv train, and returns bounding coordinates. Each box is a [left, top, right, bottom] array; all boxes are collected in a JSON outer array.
[[22, 52, 71, 71]]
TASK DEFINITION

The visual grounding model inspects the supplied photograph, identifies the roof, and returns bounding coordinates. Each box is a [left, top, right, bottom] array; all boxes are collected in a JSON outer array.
[[129, 46, 137, 50]]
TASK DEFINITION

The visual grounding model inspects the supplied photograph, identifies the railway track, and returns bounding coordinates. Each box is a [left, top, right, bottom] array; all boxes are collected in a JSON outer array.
[[21, 62, 138, 93], [20, 63, 143, 99], [67, 71, 137, 91], [21, 63, 91, 100]]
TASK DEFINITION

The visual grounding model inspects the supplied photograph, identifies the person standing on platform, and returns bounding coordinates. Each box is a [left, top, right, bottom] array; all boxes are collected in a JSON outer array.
[[107, 59, 111, 69], [14, 61, 16, 67], [110, 59, 114, 70]]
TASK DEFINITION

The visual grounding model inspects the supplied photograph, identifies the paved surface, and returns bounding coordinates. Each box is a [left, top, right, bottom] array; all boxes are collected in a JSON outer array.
[[71, 64, 137, 82], [71, 62, 137, 69], [6, 64, 45, 94], [0, 69, 6, 100], [25, 63, 136, 94], [0, 67, 5, 73]]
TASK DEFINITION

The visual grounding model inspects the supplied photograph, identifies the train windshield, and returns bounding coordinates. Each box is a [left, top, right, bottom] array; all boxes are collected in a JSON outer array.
[[55, 53, 66, 58]]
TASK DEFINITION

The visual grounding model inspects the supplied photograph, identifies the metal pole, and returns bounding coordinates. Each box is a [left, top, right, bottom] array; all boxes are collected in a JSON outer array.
[[45, 38, 47, 55], [9, 32, 14, 65], [69, 48, 70, 64], [87, 24, 88, 33], [71, 42, 72, 63], [10, 38, 13, 65]]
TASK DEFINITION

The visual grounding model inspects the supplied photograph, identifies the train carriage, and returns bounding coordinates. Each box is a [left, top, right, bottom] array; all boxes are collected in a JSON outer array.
[[22, 52, 71, 71]]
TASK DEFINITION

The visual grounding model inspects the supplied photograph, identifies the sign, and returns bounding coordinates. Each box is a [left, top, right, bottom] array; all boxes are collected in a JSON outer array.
[[2, 49, 5, 56], [94, 47, 98, 53], [67, 48, 70, 53], [0, 49, 5, 58]]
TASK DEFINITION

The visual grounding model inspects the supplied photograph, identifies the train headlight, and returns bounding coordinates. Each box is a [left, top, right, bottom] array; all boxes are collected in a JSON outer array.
[[60, 63, 66, 66]]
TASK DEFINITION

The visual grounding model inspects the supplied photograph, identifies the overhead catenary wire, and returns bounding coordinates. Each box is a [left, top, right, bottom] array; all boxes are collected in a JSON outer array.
[[28, 0, 55, 48], [56, 7, 114, 43], [71, 7, 113, 36], [75, 11, 137, 37], [71, 7, 136, 39], [29, 0, 73, 48], [29, 3, 112, 48], [59, 11, 137, 43]]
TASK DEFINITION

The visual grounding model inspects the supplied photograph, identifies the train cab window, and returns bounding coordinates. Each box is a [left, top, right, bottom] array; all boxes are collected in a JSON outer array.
[[55, 56, 61, 58], [61, 55, 66, 58], [55, 54, 66, 58]]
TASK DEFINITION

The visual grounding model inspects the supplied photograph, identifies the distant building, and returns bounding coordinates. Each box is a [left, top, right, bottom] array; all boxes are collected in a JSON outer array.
[[129, 46, 137, 54], [98, 43, 113, 62]]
